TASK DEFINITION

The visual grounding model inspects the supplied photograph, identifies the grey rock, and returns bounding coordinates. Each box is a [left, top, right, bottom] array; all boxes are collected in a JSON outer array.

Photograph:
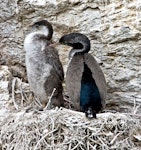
[[0, 0, 141, 113]]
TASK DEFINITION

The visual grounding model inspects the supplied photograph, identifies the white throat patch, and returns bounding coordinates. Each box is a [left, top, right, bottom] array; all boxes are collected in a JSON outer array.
[[24, 25, 49, 52], [40, 25, 49, 37]]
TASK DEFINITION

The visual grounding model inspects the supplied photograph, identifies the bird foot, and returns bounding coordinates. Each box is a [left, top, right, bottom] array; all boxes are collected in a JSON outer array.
[[85, 107, 96, 118]]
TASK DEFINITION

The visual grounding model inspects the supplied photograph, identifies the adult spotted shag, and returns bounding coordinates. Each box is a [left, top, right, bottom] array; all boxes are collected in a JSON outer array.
[[24, 20, 64, 109], [59, 33, 106, 118]]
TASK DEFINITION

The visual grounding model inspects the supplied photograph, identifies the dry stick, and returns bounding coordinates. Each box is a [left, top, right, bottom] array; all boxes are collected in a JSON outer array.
[[91, 144, 97, 150], [34, 96, 42, 107], [44, 88, 56, 110], [123, 112, 141, 118], [50, 116, 55, 150], [79, 145, 85, 150], [88, 141, 97, 150], [21, 126, 28, 149], [64, 96, 73, 110], [68, 142, 72, 150], [64, 98, 73, 104], [21, 86, 33, 105], [71, 141, 82, 150], [34, 116, 55, 149], [97, 136, 109, 150], [33, 128, 57, 150], [110, 132, 123, 145], [87, 141, 89, 150], [12, 78, 19, 110], [132, 96, 140, 115], [19, 79, 24, 107]]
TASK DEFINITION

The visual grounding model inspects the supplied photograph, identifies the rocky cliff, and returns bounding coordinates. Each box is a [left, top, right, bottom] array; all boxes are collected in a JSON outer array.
[[0, 0, 141, 113]]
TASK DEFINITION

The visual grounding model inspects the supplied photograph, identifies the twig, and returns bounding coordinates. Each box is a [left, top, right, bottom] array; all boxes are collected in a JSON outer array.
[[34, 96, 42, 107], [87, 141, 89, 150], [44, 88, 56, 110], [71, 141, 81, 150], [68, 142, 72, 150], [97, 136, 109, 150], [33, 128, 57, 150], [110, 132, 123, 145], [64, 97, 73, 104], [12, 78, 19, 110], [19, 79, 24, 107]]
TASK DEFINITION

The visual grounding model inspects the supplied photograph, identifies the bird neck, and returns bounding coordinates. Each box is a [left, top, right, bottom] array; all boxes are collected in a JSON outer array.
[[69, 42, 90, 59]]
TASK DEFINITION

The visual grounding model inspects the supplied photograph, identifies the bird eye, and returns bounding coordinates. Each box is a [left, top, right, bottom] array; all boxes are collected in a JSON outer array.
[[35, 24, 39, 28], [33, 24, 39, 28]]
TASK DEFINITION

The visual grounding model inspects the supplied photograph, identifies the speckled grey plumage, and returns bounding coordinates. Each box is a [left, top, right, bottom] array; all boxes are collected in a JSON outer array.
[[24, 20, 64, 108]]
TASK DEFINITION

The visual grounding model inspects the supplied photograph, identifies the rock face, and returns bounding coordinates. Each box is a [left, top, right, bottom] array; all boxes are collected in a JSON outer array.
[[0, 0, 141, 113]]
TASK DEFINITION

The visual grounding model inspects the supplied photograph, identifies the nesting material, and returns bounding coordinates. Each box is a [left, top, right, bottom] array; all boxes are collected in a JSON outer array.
[[0, 108, 141, 150], [0, 77, 141, 149]]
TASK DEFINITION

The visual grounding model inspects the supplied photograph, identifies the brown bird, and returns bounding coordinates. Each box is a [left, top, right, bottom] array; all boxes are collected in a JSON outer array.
[[59, 33, 106, 118], [24, 20, 64, 109]]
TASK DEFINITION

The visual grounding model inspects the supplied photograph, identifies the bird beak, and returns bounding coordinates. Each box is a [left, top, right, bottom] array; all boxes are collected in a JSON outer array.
[[49, 42, 60, 48]]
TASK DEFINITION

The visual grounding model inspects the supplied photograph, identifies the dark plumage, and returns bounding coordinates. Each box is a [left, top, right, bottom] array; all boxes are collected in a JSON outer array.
[[24, 20, 64, 108], [59, 33, 106, 118]]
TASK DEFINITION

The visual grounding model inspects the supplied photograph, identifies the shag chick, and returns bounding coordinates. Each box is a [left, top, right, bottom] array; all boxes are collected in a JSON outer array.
[[24, 20, 64, 109]]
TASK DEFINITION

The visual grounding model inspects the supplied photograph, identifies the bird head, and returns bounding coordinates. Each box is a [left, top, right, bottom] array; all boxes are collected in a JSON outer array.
[[59, 33, 91, 59], [59, 33, 84, 48], [32, 20, 53, 40]]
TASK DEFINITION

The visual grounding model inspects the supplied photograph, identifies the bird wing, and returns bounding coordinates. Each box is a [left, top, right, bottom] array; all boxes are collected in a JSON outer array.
[[84, 53, 107, 108], [66, 55, 84, 110], [44, 45, 64, 81]]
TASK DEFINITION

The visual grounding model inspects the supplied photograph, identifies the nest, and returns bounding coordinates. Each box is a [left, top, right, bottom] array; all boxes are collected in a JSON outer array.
[[0, 77, 141, 149], [0, 108, 141, 150]]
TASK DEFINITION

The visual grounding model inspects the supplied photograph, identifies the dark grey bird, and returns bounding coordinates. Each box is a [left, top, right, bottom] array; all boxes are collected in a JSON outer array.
[[24, 20, 64, 109], [59, 33, 106, 118]]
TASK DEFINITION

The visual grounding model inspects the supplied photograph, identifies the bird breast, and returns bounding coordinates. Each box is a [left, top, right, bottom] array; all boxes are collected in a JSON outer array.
[[25, 33, 46, 52], [26, 52, 53, 102]]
